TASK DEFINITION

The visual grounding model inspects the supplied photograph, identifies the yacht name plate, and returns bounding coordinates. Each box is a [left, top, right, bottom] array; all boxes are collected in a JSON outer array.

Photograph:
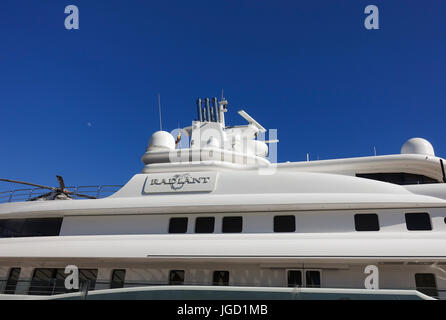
[[144, 172, 218, 193]]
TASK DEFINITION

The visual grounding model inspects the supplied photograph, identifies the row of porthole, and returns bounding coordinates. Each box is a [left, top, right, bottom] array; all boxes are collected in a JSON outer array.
[[168, 215, 301, 233], [356, 212, 436, 231], [168, 213, 445, 234]]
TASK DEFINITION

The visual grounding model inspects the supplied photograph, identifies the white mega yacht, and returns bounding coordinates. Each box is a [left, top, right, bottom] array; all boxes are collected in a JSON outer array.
[[0, 97, 445, 300]]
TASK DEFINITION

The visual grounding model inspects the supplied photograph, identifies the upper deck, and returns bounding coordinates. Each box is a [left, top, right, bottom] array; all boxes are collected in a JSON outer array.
[[1, 98, 445, 211], [0, 170, 445, 220]]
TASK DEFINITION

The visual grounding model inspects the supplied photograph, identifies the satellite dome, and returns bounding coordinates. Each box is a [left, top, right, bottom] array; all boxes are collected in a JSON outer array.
[[147, 131, 175, 151], [401, 138, 435, 156], [249, 140, 269, 157]]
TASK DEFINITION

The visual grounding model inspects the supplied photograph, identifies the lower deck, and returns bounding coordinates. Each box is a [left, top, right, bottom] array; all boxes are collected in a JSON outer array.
[[0, 259, 445, 299]]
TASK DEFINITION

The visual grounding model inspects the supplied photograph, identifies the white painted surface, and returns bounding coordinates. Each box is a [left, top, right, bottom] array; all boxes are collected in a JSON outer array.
[[1, 232, 446, 259]]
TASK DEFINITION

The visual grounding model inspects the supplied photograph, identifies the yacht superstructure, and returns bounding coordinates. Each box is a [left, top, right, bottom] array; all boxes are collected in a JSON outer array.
[[0, 98, 445, 300]]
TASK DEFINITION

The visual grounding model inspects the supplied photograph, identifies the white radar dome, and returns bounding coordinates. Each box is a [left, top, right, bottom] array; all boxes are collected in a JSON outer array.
[[147, 131, 175, 151], [401, 138, 435, 156], [246, 140, 269, 157]]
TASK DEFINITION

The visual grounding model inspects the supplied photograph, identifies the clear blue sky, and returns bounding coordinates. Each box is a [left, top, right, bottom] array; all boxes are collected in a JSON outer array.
[[1, 0, 445, 190]]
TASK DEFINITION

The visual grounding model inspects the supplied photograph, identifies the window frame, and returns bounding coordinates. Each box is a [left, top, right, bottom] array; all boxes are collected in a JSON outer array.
[[195, 217, 215, 234], [168, 270, 185, 285], [168, 217, 188, 234], [222, 216, 243, 233], [405, 212, 432, 231], [0, 217, 63, 238], [415, 273, 438, 298], [3, 267, 21, 295], [286, 269, 322, 288], [212, 270, 230, 286], [274, 215, 296, 233], [110, 269, 126, 289], [356, 172, 439, 185], [286, 269, 302, 288], [354, 213, 380, 232], [305, 270, 322, 288]]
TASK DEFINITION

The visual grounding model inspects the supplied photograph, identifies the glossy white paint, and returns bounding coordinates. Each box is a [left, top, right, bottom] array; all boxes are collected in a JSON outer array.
[[1, 105, 446, 298]]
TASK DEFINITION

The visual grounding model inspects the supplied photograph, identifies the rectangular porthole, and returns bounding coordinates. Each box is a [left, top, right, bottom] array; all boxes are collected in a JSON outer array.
[[195, 217, 215, 233], [354, 214, 380, 231], [415, 273, 438, 298], [405, 213, 432, 231], [168, 217, 188, 233], [169, 270, 185, 285], [213, 271, 229, 286], [3, 268, 21, 294], [110, 269, 126, 289], [274, 215, 296, 232], [222, 217, 243, 233]]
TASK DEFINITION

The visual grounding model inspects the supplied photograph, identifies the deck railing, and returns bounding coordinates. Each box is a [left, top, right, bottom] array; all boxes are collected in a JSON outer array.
[[0, 185, 123, 203]]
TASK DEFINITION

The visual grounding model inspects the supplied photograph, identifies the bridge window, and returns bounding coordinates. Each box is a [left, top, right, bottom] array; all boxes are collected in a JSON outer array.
[[195, 217, 215, 233], [222, 217, 243, 233], [169, 270, 185, 285], [213, 271, 229, 286], [354, 214, 380, 231], [274, 215, 296, 232], [0, 218, 62, 238], [110, 269, 126, 289], [356, 173, 438, 185], [168, 217, 188, 233], [415, 273, 438, 298], [3, 268, 21, 294], [405, 213, 432, 231]]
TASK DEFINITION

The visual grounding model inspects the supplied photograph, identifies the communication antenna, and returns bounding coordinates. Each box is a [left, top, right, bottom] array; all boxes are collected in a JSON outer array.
[[238, 110, 266, 133], [374, 146, 377, 156], [221, 89, 224, 100], [158, 93, 163, 131]]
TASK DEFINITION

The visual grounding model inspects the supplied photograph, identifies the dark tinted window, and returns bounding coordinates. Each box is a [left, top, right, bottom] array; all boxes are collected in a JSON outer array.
[[110, 269, 126, 289], [222, 217, 242, 233], [29, 268, 97, 295], [415, 273, 438, 298], [306, 271, 321, 288], [169, 270, 185, 285], [287, 270, 302, 287], [3, 268, 21, 294], [354, 214, 380, 231], [0, 218, 62, 238], [29, 268, 55, 295], [168, 217, 188, 233], [213, 271, 229, 286], [356, 173, 438, 185], [78, 269, 98, 290], [195, 217, 215, 233], [405, 213, 432, 231], [274, 216, 296, 232]]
